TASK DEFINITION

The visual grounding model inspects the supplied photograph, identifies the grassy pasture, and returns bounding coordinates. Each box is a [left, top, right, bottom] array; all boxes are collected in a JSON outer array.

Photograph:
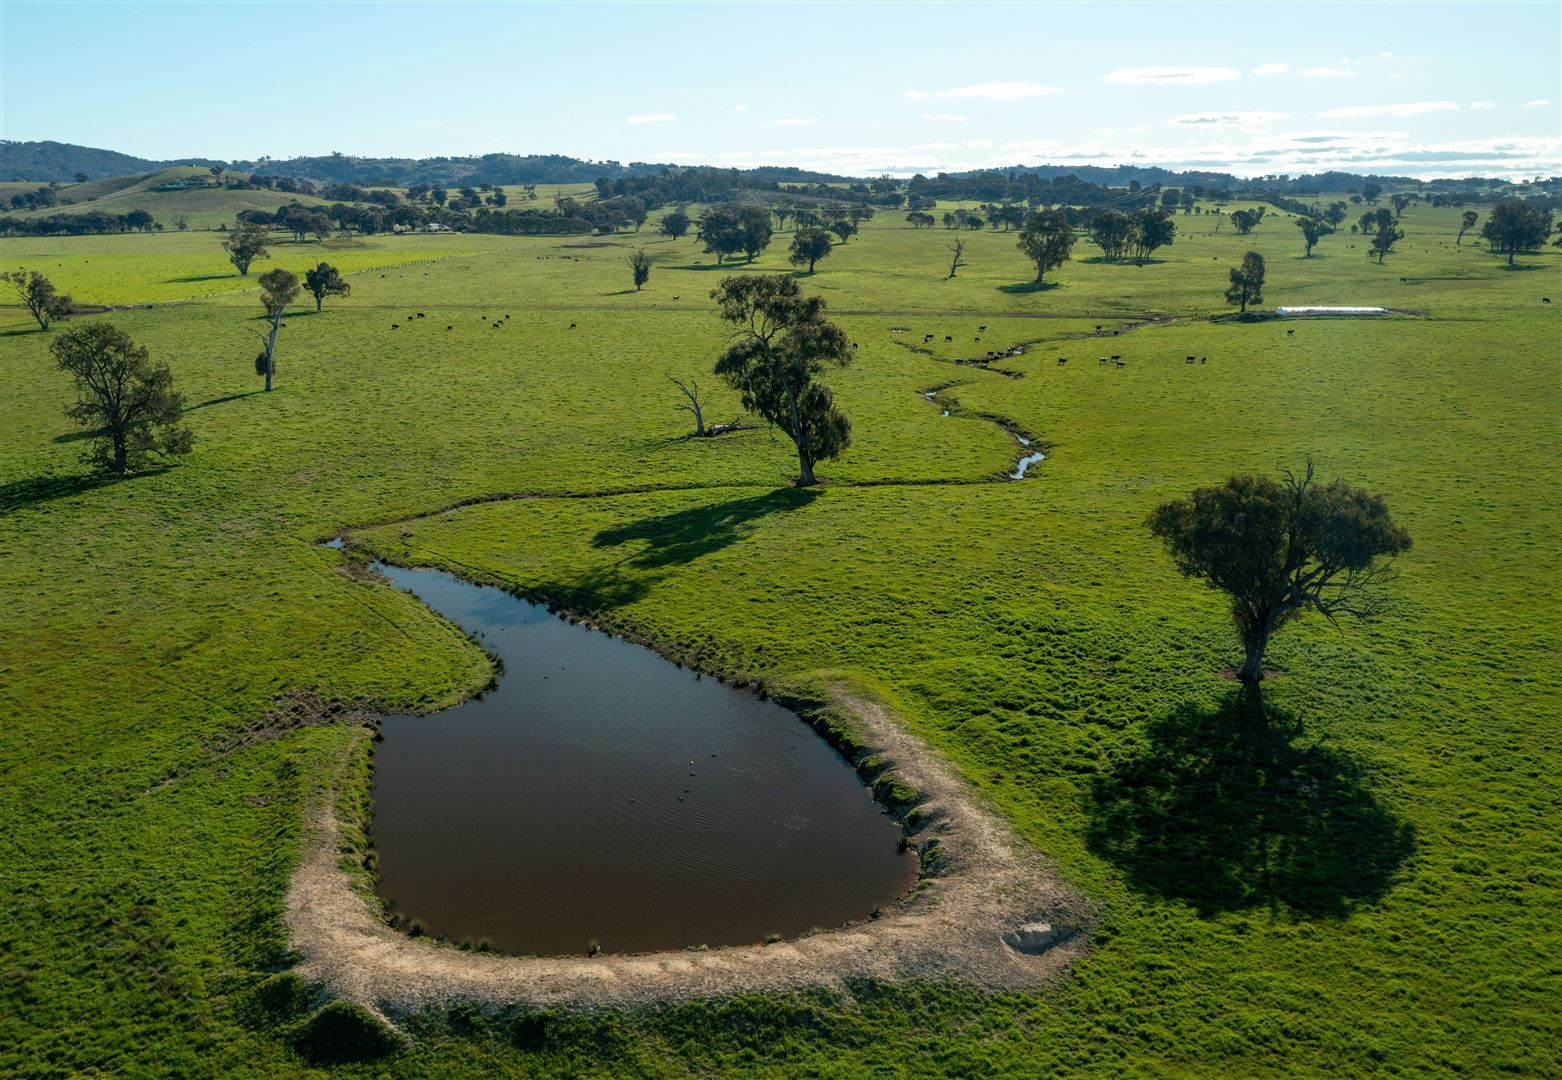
[[1, 199, 1558, 1077]]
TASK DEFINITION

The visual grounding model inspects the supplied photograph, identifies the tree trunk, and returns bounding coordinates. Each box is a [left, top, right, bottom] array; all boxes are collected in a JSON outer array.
[[1237, 639, 1267, 682], [264, 311, 281, 392], [315, 295, 322, 311], [786, 385, 815, 486]]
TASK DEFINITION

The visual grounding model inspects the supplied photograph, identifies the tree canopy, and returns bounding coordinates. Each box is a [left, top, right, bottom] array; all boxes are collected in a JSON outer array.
[[710, 274, 851, 486], [1017, 209, 1076, 283], [51, 323, 193, 474], [1224, 251, 1265, 313], [1149, 461, 1411, 682], [223, 221, 270, 276], [1480, 199, 1553, 265], [1, 267, 73, 331], [788, 229, 833, 274], [303, 262, 350, 311]]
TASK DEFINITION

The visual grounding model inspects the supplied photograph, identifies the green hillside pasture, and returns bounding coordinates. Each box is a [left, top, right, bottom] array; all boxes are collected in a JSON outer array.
[[0, 202, 1557, 1076], [0, 230, 498, 310], [7, 166, 337, 229]]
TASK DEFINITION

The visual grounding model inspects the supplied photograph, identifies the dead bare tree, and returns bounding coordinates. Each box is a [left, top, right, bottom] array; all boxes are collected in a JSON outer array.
[[669, 375, 707, 436], [947, 237, 967, 279]]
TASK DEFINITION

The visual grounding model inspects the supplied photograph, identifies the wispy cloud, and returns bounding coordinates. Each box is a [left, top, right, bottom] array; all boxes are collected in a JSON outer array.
[[906, 81, 1061, 101], [729, 105, 749, 113], [921, 113, 968, 123], [1299, 67, 1354, 78], [774, 117, 818, 126], [1317, 101, 1457, 118], [1104, 66, 1241, 85], [679, 130, 1560, 181], [626, 112, 677, 124], [1252, 62, 1290, 76], [1525, 99, 1551, 107], [1471, 101, 1496, 110], [1168, 111, 1288, 129]]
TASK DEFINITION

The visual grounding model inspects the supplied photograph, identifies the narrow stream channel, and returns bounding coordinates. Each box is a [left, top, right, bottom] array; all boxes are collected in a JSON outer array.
[[366, 561, 917, 956]]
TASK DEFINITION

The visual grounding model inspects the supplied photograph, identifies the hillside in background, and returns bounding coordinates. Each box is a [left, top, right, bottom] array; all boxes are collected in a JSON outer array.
[[2, 141, 1521, 196], [0, 140, 218, 181]]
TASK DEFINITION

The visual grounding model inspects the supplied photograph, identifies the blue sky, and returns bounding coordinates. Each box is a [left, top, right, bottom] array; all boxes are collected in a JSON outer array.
[[3, 1, 1558, 178]]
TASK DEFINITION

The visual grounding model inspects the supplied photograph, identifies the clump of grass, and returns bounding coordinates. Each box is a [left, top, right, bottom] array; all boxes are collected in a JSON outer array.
[[291, 1000, 404, 1065], [406, 918, 427, 938]]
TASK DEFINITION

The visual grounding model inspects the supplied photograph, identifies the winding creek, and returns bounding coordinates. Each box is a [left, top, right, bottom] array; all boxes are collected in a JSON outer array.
[[365, 560, 917, 956]]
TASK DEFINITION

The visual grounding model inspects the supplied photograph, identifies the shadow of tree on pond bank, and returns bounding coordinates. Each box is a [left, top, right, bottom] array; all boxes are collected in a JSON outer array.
[[1087, 687, 1415, 918]]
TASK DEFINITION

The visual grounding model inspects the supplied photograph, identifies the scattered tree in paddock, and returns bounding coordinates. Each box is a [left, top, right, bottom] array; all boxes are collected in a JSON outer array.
[[1457, 210, 1478, 245], [947, 236, 968, 279], [1130, 209, 1176, 264], [51, 323, 193, 474], [1224, 250, 1265, 314], [710, 274, 852, 486], [303, 262, 350, 311], [1230, 209, 1260, 235], [1361, 182, 1382, 204], [659, 208, 691, 240], [223, 220, 270, 276], [1, 268, 73, 331], [788, 229, 833, 273], [627, 249, 652, 290], [125, 209, 155, 233], [696, 206, 746, 264], [828, 219, 857, 244], [1370, 219, 1403, 263], [906, 211, 937, 229], [1324, 201, 1349, 228], [1480, 199, 1553, 265], [1297, 216, 1334, 257], [738, 205, 774, 261], [1018, 209, 1077, 283], [1149, 461, 1411, 683], [1391, 193, 1411, 219], [1091, 209, 1136, 260], [252, 268, 300, 392], [669, 375, 708, 436]]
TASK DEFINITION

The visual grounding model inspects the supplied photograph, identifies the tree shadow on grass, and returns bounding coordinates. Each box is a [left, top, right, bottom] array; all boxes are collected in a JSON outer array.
[[187, 389, 264, 412], [997, 280, 1061, 295], [0, 469, 166, 514], [591, 488, 819, 570], [1087, 687, 1415, 918]]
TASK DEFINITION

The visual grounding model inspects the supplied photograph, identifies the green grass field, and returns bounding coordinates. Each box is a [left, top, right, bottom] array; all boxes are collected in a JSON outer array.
[[2, 200, 1558, 1077]]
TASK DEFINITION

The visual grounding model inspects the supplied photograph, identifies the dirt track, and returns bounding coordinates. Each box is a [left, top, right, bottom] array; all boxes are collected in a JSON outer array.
[[287, 686, 1092, 1011]]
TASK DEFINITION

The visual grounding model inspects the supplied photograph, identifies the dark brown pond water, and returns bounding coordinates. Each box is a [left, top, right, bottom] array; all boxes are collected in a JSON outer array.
[[370, 562, 917, 956]]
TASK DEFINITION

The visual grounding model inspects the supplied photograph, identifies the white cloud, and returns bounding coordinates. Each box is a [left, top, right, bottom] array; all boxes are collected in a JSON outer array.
[[1525, 99, 1551, 107], [905, 80, 1061, 101], [683, 128, 1559, 180], [1300, 67, 1354, 78], [922, 113, 968, 123], [1378, 51, 1394, 59], [626, 112, 677, 124], [774, 117, 818, 126], [1104, 66, 1241, 85], [1252, 62, 1290, 76], [1168, 111, 1288, 129], [1095, 127, 1117, 136], [1317, 101, 1458, 118], [1471, 101, 1497, 110], [729, 105, 750, 113]]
